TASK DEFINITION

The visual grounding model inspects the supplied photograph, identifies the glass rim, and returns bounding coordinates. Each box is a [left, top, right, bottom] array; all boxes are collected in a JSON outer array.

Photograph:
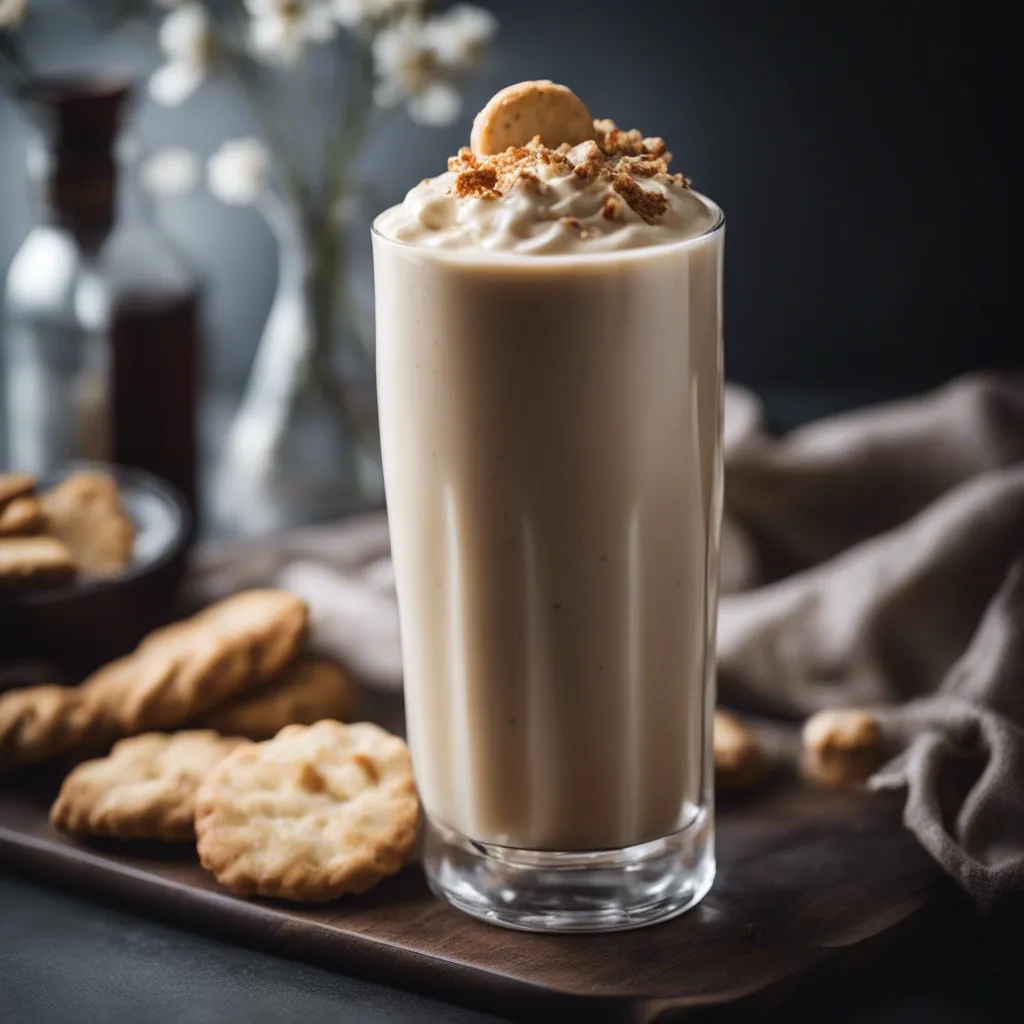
[[370, 193, 725, 267]]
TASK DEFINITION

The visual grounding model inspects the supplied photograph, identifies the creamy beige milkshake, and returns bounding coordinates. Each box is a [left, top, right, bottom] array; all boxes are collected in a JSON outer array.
[[373, 82, 723, 931]]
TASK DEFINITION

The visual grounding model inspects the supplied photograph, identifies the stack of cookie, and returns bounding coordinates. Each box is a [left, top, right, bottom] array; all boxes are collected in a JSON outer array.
[[0, 588, 419, 903], [0, 471, 134, 588]]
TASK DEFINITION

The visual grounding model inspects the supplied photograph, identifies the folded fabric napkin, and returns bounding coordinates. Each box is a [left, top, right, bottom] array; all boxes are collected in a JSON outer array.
[[191, 373, 1024, 919], [717, 374, 1024, 920]]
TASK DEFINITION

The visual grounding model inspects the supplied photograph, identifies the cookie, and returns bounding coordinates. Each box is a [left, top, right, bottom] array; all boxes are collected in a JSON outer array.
[[0, 535, 76, 589], [0, 496, 43, 536], [714, 709, 767, 792], [0, 472, 35, 509], [471, 80, 594, 156], [83, 590, 310, 734], [40, 471, 134, 576], [195, 720, 418, 901], [0, 685, 98, 770], [164, 590, 309, 684], [0, 590, 307, 771], [50, 731, 250, 840], [193, 654, 358, 740], [801, 708, 885, 788]]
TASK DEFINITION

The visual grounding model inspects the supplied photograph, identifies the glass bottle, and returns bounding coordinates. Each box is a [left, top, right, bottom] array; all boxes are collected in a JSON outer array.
[[3, 78, 128, 474], [102, 139, 202, 519], [3, 78, 202, 524]]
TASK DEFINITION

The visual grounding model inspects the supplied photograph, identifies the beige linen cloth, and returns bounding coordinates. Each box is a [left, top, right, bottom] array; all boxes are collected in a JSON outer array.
[[193, 373, 1024, 919]]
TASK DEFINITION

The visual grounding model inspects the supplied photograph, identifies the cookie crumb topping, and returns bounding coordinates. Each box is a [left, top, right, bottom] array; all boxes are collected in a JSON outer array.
[[448, 119, 689, 225], [559, 216, 597, 239]]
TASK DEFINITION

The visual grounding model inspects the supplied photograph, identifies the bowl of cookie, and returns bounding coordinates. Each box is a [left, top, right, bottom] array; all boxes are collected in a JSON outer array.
[[0, 462, 191, 677]]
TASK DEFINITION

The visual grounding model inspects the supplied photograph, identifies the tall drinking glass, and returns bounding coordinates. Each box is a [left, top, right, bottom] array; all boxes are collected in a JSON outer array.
[[372, 204, 724, 932]]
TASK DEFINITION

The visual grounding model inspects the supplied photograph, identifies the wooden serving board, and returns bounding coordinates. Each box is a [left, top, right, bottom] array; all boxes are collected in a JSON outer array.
[[0, 740, 944, 1023]]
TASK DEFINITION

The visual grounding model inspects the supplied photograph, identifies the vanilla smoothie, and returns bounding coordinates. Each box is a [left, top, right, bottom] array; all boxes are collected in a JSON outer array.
[[373, 82, 723, 931]]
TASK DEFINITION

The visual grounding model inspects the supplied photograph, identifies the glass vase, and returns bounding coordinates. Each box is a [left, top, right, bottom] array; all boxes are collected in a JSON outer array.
[[215, 195, 382, 536]]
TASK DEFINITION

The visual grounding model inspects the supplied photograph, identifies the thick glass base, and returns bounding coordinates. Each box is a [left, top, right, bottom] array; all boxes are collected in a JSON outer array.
[[424, 809, 714, 934]]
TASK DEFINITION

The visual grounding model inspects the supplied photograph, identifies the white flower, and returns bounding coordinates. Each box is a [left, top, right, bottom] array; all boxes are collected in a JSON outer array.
[[207, 138, 270, 206], [245, 0, 337, 67], [149, 3, 216, 107], [0, 0, 28, 30], [372, 16, 461, 126], [404, 79, 462, 126], [141, 147, 200, 196], [423, 4, 496, 68], [332, 0, 421, 30]]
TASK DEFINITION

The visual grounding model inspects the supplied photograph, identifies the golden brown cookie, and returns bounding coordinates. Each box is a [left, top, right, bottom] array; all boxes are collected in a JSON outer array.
[[39, 472, 134, 576], [82, 590, 310, 734], [50, 731, 250, 840], [471, 81, 594, 155], [0, 685, 98, 770], [714, 709, 767, 792], [0, 535, 76, 589], [0, 496, 43, 536], [159, 590, 309, 684], [195, 720, 418, 901], [801, 708, 885, 788], [0, 472, 35, 508], [193, 654, 358, 740], [1, 591, 307, 771]]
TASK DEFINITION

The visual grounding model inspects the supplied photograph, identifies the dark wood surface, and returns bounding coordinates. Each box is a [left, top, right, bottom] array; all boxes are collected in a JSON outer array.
[[0, 747, 944, 1023]]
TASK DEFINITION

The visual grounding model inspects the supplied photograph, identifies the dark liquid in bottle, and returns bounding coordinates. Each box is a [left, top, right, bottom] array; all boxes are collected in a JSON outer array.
[[109, 290, 200, 520]]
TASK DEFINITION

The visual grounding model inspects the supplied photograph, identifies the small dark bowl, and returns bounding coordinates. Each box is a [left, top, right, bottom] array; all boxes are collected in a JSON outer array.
[[0, 463, 191, 680]]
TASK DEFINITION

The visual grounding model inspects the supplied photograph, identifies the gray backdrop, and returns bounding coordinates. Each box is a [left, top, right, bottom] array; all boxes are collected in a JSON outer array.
[[1, 0, 1014, 404]]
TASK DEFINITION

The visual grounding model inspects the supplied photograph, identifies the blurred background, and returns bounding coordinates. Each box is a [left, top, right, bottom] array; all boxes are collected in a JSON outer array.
[[0, 10, 1021, 1016], [0, 0, 1014, 536]]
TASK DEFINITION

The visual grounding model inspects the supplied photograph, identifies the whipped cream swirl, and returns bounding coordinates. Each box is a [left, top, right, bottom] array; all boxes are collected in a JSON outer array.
[[375, 133, 721, 255]]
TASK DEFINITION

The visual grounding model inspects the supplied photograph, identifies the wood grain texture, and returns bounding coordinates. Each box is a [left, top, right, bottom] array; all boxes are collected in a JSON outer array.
[[0, 753, 944, 1022]]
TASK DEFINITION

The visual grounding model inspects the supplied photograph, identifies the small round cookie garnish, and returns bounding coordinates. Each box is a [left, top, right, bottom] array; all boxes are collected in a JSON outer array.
[[470, 80, 594, 156], [714, 709, 766, 792], [801, 708, 884, 788], [195, 720, 418, 902], [50, 730, 249, 841]]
